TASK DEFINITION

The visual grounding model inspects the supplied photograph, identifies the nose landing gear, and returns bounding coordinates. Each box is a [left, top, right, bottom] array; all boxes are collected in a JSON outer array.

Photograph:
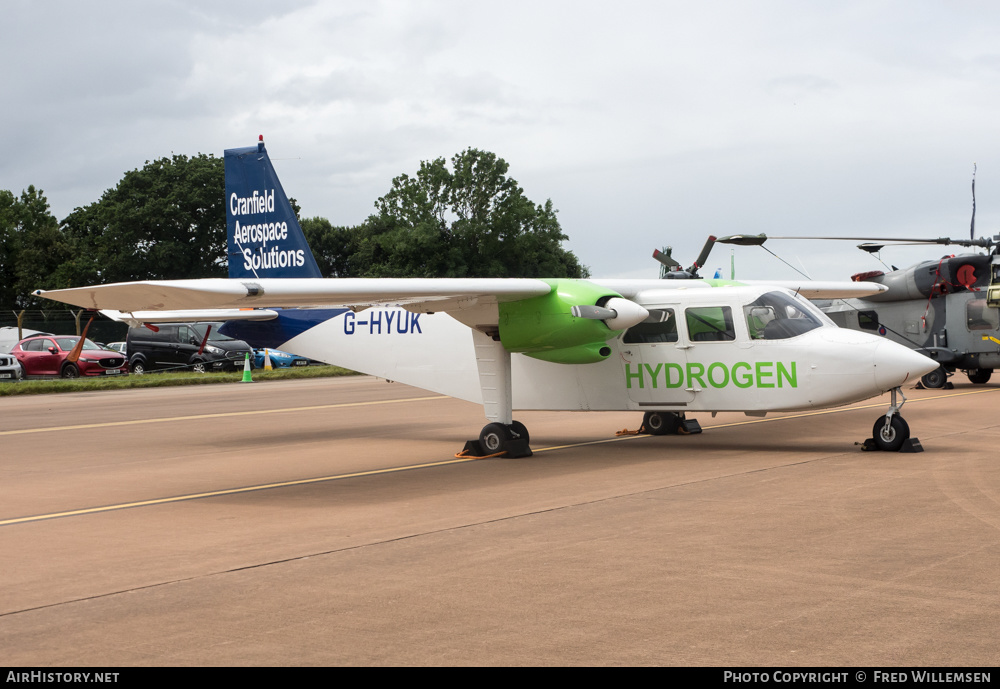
[[864, 387, 923, 453]]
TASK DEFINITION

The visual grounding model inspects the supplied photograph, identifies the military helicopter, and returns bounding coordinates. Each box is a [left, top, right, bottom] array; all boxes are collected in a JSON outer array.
[[711, 232, 999, 389], [709, 168, 1000, 390]]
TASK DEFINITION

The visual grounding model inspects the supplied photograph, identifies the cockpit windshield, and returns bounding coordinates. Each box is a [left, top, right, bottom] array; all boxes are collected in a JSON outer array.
[[743, 291, 825, 340]]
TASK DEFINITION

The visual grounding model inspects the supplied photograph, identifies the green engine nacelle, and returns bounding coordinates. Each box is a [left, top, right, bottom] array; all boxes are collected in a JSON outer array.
[[499, 279, 622, 364]]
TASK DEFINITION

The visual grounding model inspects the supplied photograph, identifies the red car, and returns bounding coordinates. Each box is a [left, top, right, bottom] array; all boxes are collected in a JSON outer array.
[[12, 335, 128, 378]]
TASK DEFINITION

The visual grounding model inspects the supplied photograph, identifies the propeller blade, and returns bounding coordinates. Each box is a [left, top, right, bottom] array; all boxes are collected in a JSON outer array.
[[571, 305, 617, 320]]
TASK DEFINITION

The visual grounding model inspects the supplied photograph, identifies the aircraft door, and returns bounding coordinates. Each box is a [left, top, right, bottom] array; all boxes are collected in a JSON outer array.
[[620, 307, 695, 407]]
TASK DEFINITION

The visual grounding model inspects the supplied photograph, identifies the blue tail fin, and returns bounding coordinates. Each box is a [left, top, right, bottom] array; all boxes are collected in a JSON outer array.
[[225, 137, 323, 279]]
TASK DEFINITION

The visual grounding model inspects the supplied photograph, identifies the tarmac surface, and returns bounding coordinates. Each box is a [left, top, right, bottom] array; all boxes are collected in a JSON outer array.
[[1, 375, 998, 666]]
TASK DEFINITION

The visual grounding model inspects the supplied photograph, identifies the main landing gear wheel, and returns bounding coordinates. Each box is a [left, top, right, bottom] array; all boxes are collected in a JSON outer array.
[[472, 421, 532, 458], [920, 366, 948, 389], [642, 411, 681, 436], [967, 368, 992, 385], [872, 415, 910, 452], [479, 423, 511, 453]]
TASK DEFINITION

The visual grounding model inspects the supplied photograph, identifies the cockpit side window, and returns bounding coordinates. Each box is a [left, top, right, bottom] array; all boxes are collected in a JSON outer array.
[[744, 291, 823, 340], [623, 309, 678, 343], [857, 310, 879, 331], [686, 306, 736, 342], [967, 298, 999, 331]]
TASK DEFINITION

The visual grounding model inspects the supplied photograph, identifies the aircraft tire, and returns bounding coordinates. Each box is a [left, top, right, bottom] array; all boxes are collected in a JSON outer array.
[[920, 366, 947, 389], [479, 423, 511, 454], [509, 420, 529, 444], [872, 415, 909, 452], [60, 363, 80, 379], [967, 368, 992, 385], [643, 411, 680, 436]]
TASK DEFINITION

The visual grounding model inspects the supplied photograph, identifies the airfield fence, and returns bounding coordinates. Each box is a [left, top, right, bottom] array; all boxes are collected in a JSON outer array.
[[1, 311, 128, 345]]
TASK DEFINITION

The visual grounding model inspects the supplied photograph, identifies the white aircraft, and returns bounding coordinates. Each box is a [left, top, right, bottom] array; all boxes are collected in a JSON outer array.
[[36, 140, 938, 455]]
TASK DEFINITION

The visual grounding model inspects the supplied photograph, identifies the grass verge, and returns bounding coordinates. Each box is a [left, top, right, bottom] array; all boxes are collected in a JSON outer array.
[[0, 365, 358, 397]]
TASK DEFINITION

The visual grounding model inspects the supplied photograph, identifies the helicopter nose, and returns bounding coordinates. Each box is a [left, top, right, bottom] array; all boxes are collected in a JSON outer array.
[[873, 341, 939, 390]]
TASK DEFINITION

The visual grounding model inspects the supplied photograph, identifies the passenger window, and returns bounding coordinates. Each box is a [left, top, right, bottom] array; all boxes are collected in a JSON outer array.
[[967, 299, 999, 331], [685, 306, 735, 342], [623, 309, 678, 344]]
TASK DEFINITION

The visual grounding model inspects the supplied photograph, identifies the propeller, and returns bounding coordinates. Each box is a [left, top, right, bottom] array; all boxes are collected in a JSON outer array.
[[571, 298, 649, 330]]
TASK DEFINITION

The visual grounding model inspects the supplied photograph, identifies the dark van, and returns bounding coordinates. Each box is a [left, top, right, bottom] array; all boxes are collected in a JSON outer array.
[[126, 322, 253, 374]]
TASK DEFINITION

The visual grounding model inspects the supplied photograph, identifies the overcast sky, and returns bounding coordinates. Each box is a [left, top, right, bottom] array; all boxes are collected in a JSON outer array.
[[4, 0, 1000, 281]]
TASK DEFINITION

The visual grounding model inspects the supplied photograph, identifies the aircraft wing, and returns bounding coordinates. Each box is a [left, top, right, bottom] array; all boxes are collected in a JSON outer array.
[[38, 277, 886, 317], [36, 278, 553, 312], [594, 279, 888, 301], [729, 280, 887, 299]]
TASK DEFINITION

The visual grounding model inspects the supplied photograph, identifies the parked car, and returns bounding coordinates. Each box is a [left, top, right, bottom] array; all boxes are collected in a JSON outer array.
[[126, 322, 253, 374], [0, 351, 23, 381], [105, 342, 127, 354], [253, 348, 310, 369], [0, 327, 52, 354], [11, 335, 128, 378]]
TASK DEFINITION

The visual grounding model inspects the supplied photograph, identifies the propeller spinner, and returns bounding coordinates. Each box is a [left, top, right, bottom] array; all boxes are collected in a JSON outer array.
[[571, 298, 650, 330]]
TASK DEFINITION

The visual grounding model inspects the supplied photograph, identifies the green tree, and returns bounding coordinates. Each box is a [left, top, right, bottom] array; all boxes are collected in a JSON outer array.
[[0, 186, 74, 310], [0, 190, 17, 310], [301, 216, 363, 278], [61, 153, 226, 284], [370, 148, 588, 278], [307, 149, 588, 279]]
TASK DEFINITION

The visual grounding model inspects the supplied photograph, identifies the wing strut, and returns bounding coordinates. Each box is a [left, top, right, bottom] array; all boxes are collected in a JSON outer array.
[[473, 330, 512, 425]]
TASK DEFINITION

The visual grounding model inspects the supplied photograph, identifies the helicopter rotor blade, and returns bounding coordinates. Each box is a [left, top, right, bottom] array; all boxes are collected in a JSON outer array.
[[717, 233, 768, 246], [730, 235, 994, 249], [651, 249, 680, 269], [689, 235, 717, 274], [970, 163, 977, 243]]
